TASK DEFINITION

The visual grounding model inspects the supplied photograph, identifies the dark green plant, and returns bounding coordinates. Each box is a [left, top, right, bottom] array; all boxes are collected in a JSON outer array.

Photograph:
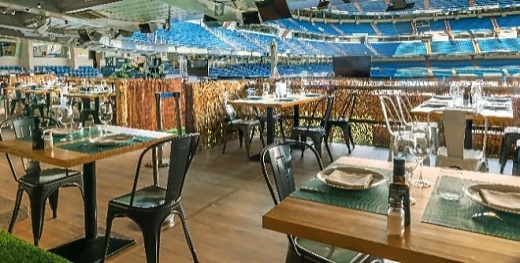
[[0, 230, 70, 263]]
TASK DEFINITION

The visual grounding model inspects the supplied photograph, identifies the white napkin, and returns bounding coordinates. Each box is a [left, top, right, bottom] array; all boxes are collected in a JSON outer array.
[[480, 189, 520, 211], [325, 170, 373, 189]]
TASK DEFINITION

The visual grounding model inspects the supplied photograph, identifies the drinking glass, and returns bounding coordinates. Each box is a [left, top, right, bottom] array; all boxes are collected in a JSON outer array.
[[436, 170, 464, 201], [98, 100, 113, 135], [262, 83, 270, 99], [410, 124, 433, 188]]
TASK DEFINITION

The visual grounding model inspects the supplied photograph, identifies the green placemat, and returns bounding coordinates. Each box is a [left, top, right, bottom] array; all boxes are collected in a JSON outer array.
[[290, 166, 391, 215], [422, 176, 520, 242], [58, 134, 153, 154], [20, 129, 100, 144]]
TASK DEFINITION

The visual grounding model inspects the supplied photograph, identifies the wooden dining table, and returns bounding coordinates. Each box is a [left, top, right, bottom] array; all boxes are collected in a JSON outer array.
[[411, 95, 514, 150], [5, 86, 58, 116], [227, 94, 325, 145], [0, 125, 173, 263], [262, 157, 520, 262], [64, 91, 115, 125]]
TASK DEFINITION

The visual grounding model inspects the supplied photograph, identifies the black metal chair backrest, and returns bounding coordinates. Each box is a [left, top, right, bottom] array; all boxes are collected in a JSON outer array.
[[305, 96, 334, 130], [260, 141, 324, 205], [222, 92, 240, 122], [0, 116, 59, 177], [260, 141, 324, 255], [336, 91, 358, 120], [128, 134, 200, 207]]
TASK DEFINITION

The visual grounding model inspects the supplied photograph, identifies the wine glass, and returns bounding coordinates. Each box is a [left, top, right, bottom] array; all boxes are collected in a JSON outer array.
[[98, 100, 113, 135], [409, 124, 434, 188], [262, 83, 270, 99]]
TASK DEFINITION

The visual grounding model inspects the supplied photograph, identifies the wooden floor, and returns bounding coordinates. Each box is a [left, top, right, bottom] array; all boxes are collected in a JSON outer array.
[[0, 134, 513, 263]]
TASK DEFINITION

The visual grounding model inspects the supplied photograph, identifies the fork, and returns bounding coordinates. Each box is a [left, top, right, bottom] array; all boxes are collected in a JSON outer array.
[[471, 211, 505, 222]]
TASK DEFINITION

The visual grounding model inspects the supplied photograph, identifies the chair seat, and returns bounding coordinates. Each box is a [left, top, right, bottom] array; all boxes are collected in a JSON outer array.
[[111, 185, 167, 209], [295, 237, 365, 262], [293, 126, 325, 134], [20, 168, 82, 185], [437, 146, 485, 171], [256, 113, 283, 122], [229, 119, 260, 126]]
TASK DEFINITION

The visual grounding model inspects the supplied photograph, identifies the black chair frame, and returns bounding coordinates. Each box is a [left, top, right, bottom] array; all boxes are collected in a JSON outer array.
[[101, 134, 200, 263], [291, 96, 334, 162], [0, 115, 84, 246], [326, 91, 357, 154]]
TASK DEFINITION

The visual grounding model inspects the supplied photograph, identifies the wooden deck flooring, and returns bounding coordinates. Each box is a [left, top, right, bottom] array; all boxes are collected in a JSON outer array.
[[0, 137, 512, 263]]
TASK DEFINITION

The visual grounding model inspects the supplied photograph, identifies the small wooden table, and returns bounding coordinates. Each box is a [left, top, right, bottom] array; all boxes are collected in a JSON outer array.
[[228, 94, 325, 145], [412, 96, 514, 149], [5, 87, 58, 116], [0, 126, 172, 263], [262, 157, 520, 262], [64, 92, 114, 125]]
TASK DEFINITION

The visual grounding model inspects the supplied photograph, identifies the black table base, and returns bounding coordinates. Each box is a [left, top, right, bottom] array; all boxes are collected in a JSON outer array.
[[49, 236, 135, 263]]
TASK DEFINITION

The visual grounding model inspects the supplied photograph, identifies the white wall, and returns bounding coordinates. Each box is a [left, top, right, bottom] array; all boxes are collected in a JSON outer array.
[[33, 57, 69, 67], [0, 57, 20, 66]]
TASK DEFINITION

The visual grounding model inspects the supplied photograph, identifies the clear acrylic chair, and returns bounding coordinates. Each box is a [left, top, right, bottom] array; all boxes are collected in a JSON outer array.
[[436, 109, 488, 172]]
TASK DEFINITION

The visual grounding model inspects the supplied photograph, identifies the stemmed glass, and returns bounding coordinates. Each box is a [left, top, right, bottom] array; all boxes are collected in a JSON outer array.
[[98, 100, 113, 135], [262, 83, 270, 99], [409, 124, 434, 188]]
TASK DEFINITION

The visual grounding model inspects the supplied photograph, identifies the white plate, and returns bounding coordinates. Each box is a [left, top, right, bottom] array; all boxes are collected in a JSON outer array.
[[89, 134, 134, 146], [465, 184, 520, 215], [317, 166, 386, 190]]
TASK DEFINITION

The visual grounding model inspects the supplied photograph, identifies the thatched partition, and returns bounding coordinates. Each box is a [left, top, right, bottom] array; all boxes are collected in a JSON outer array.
[[4, 75, 519, 156], [185, 78, 520, 156]]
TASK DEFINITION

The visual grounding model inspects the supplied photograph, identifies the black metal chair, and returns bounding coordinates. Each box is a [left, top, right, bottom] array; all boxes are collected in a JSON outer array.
[[326, 91, 357, 154], [9, 88, 27, 116], [222, 93, 264, 159], [101, 134, 200, 263], [0, 115, 84, 246], [260, 141, 368, 263], [253, 106, 286, 141], [291, 96, 334, 162]]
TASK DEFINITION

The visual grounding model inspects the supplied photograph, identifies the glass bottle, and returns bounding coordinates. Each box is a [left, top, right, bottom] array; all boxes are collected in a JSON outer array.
[[32, 117, 44, 150], [387, 199, 404, 237], [390, 157, 411, 227]]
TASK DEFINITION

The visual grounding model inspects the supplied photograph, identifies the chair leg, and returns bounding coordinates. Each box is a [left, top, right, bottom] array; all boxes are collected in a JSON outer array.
[[101, 208, 117, 263], [49, 189, 59, 218], [311, 135, 323, 159], [176, 204, 199, 263], [242, 127, 252, 158], [340, 124, 352, 154], [8, 189, 24, 233], [29, 189, 47, 246], [323, 136, 333, 162], [258, 125, 265, 148], [238, 130, 244, 149], [347, 124, 355, 150], [10, 100, 16, 115], [140, 218, 162, 263], [222, 129, 228, 154], [278, 119, 286, 141]]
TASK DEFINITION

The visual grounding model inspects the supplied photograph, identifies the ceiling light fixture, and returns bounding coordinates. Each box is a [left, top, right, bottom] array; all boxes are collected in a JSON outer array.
[[11, 10, 15, 15], [37, 2, 42, 9], [2, 9, 5, 14]]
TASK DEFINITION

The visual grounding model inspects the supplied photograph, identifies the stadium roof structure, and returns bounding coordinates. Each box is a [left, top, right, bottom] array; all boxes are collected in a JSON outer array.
[[0, 0, 518, 52]]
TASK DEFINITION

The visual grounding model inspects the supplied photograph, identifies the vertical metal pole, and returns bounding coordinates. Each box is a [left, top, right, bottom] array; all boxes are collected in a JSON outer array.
[[83, 162, 97, 239], [173, 92, 182, 133], [152, 92, 162, 185]]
